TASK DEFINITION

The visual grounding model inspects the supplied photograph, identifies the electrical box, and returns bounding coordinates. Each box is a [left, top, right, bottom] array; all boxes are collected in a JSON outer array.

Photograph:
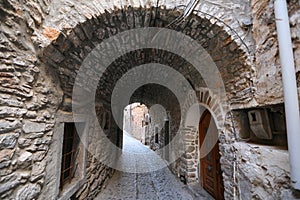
[[248, 109, 272, 140]]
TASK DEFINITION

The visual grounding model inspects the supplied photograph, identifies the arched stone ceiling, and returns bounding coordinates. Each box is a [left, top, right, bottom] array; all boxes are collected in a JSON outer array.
[[96, 48, 205, 103], [41, 7, 253, 109], [130, 83, 181, 132]]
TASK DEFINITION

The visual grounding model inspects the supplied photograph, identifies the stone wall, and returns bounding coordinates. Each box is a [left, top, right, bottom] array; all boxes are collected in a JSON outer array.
[[144, 87, 237, 198], [153, 85, 300, 199], [73, 102, 119, 199], [0, 1, 63, 197], [252, 0, 300, 105], [229, 105, 300, 199], [233, 142, 296, 199], [181, 126, 199, 183], [227, 1, 300, 198], [0, 1, 122, 198]]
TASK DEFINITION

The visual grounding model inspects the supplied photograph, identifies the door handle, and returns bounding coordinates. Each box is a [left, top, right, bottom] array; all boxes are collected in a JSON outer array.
[[207, 165, 212, 171]]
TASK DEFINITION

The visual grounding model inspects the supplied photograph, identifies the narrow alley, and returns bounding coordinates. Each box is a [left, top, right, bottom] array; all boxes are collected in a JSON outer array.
[[95, 133, 213, 200], [3, 1, 300, 199]]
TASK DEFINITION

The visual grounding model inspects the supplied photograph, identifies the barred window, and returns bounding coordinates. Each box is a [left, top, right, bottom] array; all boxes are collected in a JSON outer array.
[[60, 123, 80, 188]]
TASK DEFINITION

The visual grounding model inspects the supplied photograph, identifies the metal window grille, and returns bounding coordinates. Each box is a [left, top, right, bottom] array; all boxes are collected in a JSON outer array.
[[60, 123, 77, 188]]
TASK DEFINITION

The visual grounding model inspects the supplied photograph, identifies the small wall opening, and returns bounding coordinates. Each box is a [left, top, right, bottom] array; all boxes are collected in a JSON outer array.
[[233, 104, 288, 148]]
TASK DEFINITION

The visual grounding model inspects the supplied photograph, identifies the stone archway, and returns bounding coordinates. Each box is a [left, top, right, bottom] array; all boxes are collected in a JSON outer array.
[[39, 7, 251, 200], [180, 87, 226, 179], [180, 87, 236, 198], [182, 87, 227, 130], [41, 7, 252, 102], [0, 0, 253, 199]]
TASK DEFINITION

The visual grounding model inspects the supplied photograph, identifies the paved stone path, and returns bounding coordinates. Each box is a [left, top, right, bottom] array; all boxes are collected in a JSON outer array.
[[95, 133, 213, 200]]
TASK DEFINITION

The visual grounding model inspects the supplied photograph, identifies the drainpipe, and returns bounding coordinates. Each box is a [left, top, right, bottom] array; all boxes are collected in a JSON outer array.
[[274, 0, 300, 190]]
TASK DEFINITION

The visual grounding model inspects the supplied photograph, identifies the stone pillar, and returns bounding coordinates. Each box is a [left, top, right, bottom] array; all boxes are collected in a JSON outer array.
[[181, 127, 199, 183]]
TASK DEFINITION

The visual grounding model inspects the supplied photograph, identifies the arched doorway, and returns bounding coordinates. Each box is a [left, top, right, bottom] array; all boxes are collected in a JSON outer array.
[[199, 110, 224, 200]]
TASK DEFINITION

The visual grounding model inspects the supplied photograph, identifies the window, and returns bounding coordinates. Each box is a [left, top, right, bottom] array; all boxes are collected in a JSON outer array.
[[60, 123, 80, 189], [235, 104, 287, 148], [155, 126, 159, 143], [43, 112, 88, 200]]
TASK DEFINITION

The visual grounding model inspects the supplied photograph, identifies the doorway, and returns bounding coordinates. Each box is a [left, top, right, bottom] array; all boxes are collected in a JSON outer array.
[[199, 110, 224, 200], [123, 103, 148, 145]]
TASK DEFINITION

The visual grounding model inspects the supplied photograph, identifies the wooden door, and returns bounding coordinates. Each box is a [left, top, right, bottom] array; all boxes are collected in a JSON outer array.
[[199, 110, 224, 200]]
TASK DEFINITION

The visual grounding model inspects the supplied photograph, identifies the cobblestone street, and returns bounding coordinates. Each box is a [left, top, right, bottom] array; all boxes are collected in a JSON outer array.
[[95, 133, 213, 200]]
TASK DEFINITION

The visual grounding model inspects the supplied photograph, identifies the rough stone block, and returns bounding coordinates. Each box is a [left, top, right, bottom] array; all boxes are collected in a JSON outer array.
[[0, 179, 20, 195], [0, 160, 11, 169], [0, 107, 27, 118], [0, 133, 19, 150], [22, 121, 46, 134], [0, 120, 22, 134], [15, 183, 41, 200], [0, 97, 24, 107], [18, 138, 32, 149], [0, 149, 15, 163], [18, 151, 33, 164]]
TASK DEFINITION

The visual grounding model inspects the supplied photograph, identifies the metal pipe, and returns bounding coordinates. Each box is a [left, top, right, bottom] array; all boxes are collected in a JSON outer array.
[[274, 0, 300, 190]]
